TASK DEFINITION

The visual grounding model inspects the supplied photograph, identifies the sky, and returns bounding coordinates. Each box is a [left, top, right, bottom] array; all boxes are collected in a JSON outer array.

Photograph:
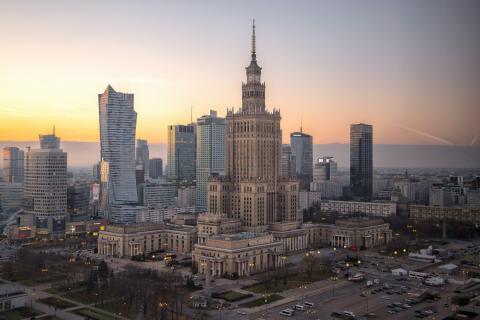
[[0, 0, 479, 145]]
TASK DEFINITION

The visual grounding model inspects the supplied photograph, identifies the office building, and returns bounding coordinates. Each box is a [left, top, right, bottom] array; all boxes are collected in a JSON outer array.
[[320, 200, 397, 217], [177, 185, 196, 208], [98, 85, 139, 224], [67, 182, 90, 215], [149, 158, 163, 179], [0, 183, 23, 211], [310, 180, 343, 199], [409, 205, 480, 224], [24, 131, 67, 235], [167, 124, 196, 183], [280, 144, 296, 177], [39, 128, 60, 149], [92, 161, 101, 181], [196, 110, 227, 212], [136, 139, 149, 179], [299, 191, 322, 210], [142, 181, 176, 208], [313, 156, 337, 182], [290, 130, 313, 190], [2, 147, 24, 183], [350, 123, 373, 200]]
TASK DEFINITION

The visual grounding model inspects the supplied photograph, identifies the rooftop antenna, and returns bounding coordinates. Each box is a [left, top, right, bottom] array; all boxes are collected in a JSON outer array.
[[300, 117, 303, 133], [53, 125, 55, 136], [190, 106, 193, 124]]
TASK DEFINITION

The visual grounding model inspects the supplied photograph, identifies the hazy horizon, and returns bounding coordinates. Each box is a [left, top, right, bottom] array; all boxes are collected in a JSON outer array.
[[1, 141, 479, 169]]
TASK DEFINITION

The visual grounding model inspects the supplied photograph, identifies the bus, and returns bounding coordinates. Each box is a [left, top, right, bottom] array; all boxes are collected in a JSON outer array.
[[409, 271, 430, 280]]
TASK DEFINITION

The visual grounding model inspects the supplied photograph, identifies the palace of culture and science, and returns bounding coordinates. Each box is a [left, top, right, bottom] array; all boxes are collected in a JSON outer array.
[[192, 22, 392, 277], [206, 21, 300, 232]]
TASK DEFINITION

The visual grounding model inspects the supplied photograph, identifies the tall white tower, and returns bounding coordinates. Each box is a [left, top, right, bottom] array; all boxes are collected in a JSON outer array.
[[98, 85, 139, 223]]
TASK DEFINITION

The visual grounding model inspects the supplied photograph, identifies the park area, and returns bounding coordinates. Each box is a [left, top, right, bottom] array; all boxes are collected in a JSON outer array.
[[243, 267, 332, 294], [0, 307, 41, 320]]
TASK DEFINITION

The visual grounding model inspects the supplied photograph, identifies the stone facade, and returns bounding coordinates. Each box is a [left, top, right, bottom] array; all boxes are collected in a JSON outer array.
[[97, 223, 197, 258], [192, 232, 284, 277], [206, 23, 300, 232]]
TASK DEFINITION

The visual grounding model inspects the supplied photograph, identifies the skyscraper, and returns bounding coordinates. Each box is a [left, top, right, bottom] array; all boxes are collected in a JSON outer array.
[[24, 131, 67, 235], [280, 144, 296, 177], [290, 129, 313, 190], [136, 139, 150, 179], [196, 110, 227, 212], [98, 85, 139, 223], [167, 124, 196, 183], [39, 127, 60, 149], [149, 158, 163, 179], [2, 147, 24, 183], [313, 156, 338, 182], [350, 123, 373, 200], [207, 21, 299, 231]]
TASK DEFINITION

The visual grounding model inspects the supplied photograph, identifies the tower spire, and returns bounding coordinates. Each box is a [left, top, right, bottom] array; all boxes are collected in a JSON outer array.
[[251, 19, 256, 61]]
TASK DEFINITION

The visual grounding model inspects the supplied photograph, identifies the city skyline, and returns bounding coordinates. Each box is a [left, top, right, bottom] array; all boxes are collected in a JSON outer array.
[[1, 1, 479, 146]]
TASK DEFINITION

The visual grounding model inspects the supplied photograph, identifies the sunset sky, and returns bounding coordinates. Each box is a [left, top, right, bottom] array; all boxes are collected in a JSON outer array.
[[1, 0, 479, 145]]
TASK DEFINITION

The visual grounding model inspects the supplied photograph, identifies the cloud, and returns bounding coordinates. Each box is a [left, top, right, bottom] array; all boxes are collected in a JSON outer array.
[[396, 124, 454, 146]]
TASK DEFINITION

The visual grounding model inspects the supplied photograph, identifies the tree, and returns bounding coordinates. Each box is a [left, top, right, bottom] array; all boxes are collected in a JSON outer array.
[[86, 269, 97, 293], [98, 260, 109, 286], [302, 254, 321, 279], [2, 261, 14, 280]]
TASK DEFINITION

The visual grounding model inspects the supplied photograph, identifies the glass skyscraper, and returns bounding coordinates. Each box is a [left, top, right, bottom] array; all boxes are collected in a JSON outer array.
[[196, 110, 226, 212], [290, 130, 313, 190], [167, 124, 196, 183], [350, 123, 373, 200]]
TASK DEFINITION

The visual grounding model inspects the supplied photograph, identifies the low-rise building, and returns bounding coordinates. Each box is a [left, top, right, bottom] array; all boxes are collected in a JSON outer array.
[[66, 218, 108, 237], [192, 232, 284, 277], [97, 223, 197, 257], [0, 183, 23, 211], [409, 205, 480, 223], [320, 200, 397, 217], [0, 285, 28, 312]]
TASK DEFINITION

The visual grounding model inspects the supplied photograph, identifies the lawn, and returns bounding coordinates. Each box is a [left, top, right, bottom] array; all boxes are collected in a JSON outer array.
[[244, 269, 331, 294], [218, 291, 252, 302], [239, 294, 283, 308], [38, 297, 76, 309], [63, 289, 102, 304], [72, 308, 118, 320], [0, 307, 42, 320]]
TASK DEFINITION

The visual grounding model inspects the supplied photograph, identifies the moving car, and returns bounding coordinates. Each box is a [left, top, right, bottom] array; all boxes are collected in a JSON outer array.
[[280, 309, 295, 317]]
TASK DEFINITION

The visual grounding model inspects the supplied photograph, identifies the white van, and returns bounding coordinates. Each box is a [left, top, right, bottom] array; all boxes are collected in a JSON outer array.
[[304, 301, 315, 308], [279, 309, 294, 317]]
